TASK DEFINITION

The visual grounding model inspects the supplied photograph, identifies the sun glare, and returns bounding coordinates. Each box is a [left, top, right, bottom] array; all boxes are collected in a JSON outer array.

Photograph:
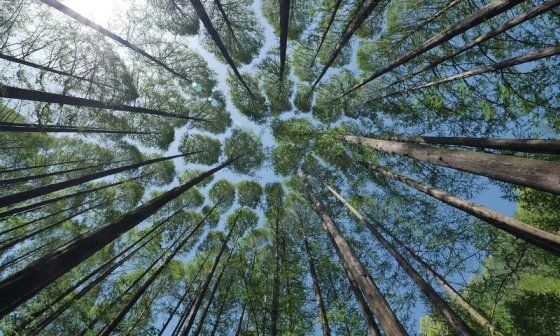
[[63, 0, 122, 25]]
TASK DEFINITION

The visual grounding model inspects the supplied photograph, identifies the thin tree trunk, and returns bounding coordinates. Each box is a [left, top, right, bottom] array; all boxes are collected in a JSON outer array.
[[342, 135, 560, 195], [97, 205, 216, 336], [38, 0, 188, 80], [0, 153, 194, 207], [0, 52, 115, 89], [383, 135, 560, 155], [328, 185, 476, 336], [180, 209, 242, 335], [271, 213, 281, 336], [188, 0, 255, 98], [171, 286, 202, 336], [0, 85, 204, 121], [214, 0, 237, 38], [207, 285, 232, 336], [303, 178, 408, 336], [310, 0, 343, 67], [345, 0, 526, 96], [376, 0, 560, 96], [378, 45, 560, 99], [279, 0, 291, 80], [234, 303, 246, 336], [300, 229, 331, 336], [375, 222, 503, 336], [311, 0, 382, 90], [0, 158, 85, 174], [363, 164, 560, 255], [0, 122, 152, 135], [0, 159, 235, 317]]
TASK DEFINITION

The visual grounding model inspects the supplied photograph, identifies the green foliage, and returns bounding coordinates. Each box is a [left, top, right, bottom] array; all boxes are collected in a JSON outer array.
[[237, 180, 263, 209], [209, 179, 236, 211], [179, 134, 222, 165], [224, 128, 265, 174]]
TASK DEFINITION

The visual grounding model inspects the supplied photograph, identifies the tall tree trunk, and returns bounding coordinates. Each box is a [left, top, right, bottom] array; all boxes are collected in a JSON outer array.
[[311, 0, 382, 90], [300, 229, 331, 336], [342, 135, 560, 195], [0, 160, 234, 317], [38, 0, 188, 80], [328, 185, 476, 336], [180, 210, 242, 335], [171, 286, 203, 336], [303, 178, 409, 336], [188, 0, 255, 98], [379, 45, 560, 98], [378, 0, 560, 96], [0, 158, 86, 174], [363, 164, 560, 256], [0, 153, 193, 207], [382, 135, 560, 155], [0, 52, 116, 89], [214, 0, 237, 38], [310, 0, 343, 66], [271, 214, 281, 336], [0, 122, 151, 135], [207, 284, 233, 336], [279, 0, 291, 80], [345, 0, 526, 96], [97, 205, 216, 336], [0, 85, 203, 121], [234, 303, 246, 336]]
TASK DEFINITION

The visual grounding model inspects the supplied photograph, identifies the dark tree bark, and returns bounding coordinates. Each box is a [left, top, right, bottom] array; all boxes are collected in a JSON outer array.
[[310, 0, 343, 67], [0, 159, 234, 317], [188, 0, 255, 98], [0, 122, 152, 135], [38, 0, 188, 80], [300, 229, 331, 336], [0, 158, 85, 174], [363, 164, 560, 256], [214, 0, 237, 37], [328, 185, 476, 336], [303, 178, 408, 336], [311, 0, 383, 90], [233, 303, 246, 336], [344, 0, 526, 96], [382, 135, 560, 155], [0, 85, 204, 121], [342, 135, 560, 195], [0, 153, 193, 207], [279, 0, 291, 80], [97, 205, 216, 336]]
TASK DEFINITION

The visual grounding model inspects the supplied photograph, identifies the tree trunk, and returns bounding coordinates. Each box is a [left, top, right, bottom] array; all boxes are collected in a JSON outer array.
[[0, 153, 193, 207], [0, 160, 234, 317], [301, 230, 331, 336], [214, 0, 237, 38], [97, 205, 216, 336], [310, 0, 344, 66], [0, 158, 86, 174], [0, 85, 203, 121], [383, 135, 560, 155], [311, 0, 382, 90], [345, 0, 526, 96], [188, 0, 255, 98], [381, 45, 560, 98], [38, 0, 188, 80], [279, 0, 291, 80], [0, 122, 151, 135], [234, 303, 246, 336], [364, 164, 560, 256], [342, 135, 560, 195], [207, 284, 233, 336], [171, 286, 202, 336], [328, 185, 476, 336], [180, 210, 241, 335], [303, 178, 408, 336], [377, 0, 560, 96], [271, 214, 281, 336]]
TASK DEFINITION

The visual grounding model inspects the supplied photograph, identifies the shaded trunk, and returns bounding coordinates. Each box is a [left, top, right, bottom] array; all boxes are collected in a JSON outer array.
[[271, 215, 281, 336], [310, 0, 343, 66], [38, 0, 187, 80], [342, 135, 560, 195], [180, 210, 241, 335], [0, 121, 152, 135], [279, 0, 291, 80], [0, 52, 115, 89], [311, 0, 382, 90], [377, 0, 560, 96], [97, 205, 216, 336], [380, 45, 560, 98], [0, 85, 202, 121], [365, 164, 560, 256], [188, 0, 255, 98], [171, 286, 202, 336], [0, 159, 85, 174], [328, 185, 476, 336], [214, 0, 237, 38], [345, 0, 526, 96], [234, 304, 246, 336], [303, 178, 408, 336], [301, 231, 331, 336], [0, 160, 234, 317], [383, 135, 560, 155], [0, 153, 192, 207]]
